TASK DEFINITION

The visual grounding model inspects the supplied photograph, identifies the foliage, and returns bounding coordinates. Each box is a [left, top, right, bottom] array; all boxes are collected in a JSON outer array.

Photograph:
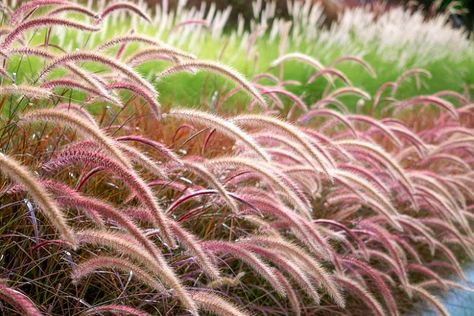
[[0, 0, 473, 315]]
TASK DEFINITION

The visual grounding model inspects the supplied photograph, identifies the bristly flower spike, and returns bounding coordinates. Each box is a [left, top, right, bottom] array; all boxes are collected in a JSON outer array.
[[157, 60, 268, 108], [1, 17, 99, 48], [20, 109, 132, 169], [0, 153, 77, 247]]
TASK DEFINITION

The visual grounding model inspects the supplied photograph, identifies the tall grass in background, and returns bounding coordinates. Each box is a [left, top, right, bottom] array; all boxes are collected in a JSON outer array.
[[0, 0, 474, 315]]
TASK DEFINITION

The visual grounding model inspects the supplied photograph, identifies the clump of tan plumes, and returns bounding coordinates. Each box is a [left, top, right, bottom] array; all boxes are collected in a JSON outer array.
[[0, 282, 43, 316], [0, 153, 76, 246], [20, 109, 132, 168], [157, 60, 268, 108], [0, 0, 473, 315]]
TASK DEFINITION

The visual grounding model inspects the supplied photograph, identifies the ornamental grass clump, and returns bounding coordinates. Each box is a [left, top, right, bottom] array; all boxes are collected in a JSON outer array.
[[0, 0, 473, 315]]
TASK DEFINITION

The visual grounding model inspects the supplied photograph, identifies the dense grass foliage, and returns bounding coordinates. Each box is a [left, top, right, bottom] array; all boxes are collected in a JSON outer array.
[[0, 0, 474, 315]]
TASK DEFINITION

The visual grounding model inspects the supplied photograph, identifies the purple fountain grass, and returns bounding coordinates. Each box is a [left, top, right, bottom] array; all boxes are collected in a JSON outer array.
[[99, 2, 151, 23], [165, 189, 247, 215], [172, 159, 240, 214], [47, 4, 99, 19], [334, 275, 385, 316], [373, 82, 398, 110], [38, 51, 157, 98], [170, 19, 209, 33], [126, 47, 196, 66], [240, 242, 321, 304], [387, 124, 428, 157], [156, 60, 268, 108], [271, 52, 326, 77], [0, 47, 8, 58], [206, 272, 245, 289], [451, 178, 474, 203], [0, 84, 52, 99], [166, 109, 271, 162], [42, 147, 176, 248], [332, 169, 402, 230], [393, 235, 423, 264], [238, 191, 332, 258], [190, 290, 251, 316], [420, 217, 473, 257], [414, 184, 470, 234], [0, 1, 473, 314], [431, 136, 474, 157], [107, 81, 162, 119], [116, 135, 182, 163], [395, 95, 459, 120], [431, 240, 466, 281], [8, 47, 56, 59], [72, 255, 167, 293], [205, 156, 312, 219], [166, 220, 221, 280], [232, 114, 336, 181], [411, 172, 466, 215], [414, 186, 461, 229], [201, 240, 286, 297], [7, 47, 117, 104], [390, 215, 437, 252], [431, 126, 474, 141], [0, 282, 43, 316], [83, 304, 151, 316], [117, 142, 169, 180], [302, 127, 353, 161], [361, 248, 409, 291], [119, 204, 222, 281], [242, 214, 283, 236], [239, 236, 345, 308], [337, 163, 391, 197], [307, 67, 352, 86], [332, 55, 377, 78], [314, 219, 369, 259], [433, 90, 470, 105], [341, 256, 398, 316], [253, 85, 308, 112], [283, 165, 323, 197], [0, 67, 12, 80], [96, 34, 165, 51], [0, 179, 106, 227], [298, 108, 358, 137], [326, 86, 371, 101], [1, 17, 99, 48], [41, 78, 121, 106], [407, 284, 449, 316], [311, 97, 349, 113], [391, 68, 432, 96], [338, 139, 417, 208], [418, 279, 474, 293], [272, 270, 302, 315], [406, 263, 449, 291], [9, 0, 69, 24], [357, 220, 409, 290], [54, 103, 98, 127], [347, 114, 402, 148], [76, 229, 199, 315], [254, 132, 325, 175], [252, 72, 301, 88], [20, 108, 131, 168], [0, 153, 77, 247], [43, 179, 166, 262]]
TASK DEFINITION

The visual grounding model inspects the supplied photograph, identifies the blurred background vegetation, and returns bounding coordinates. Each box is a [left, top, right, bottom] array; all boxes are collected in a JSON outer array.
[[162, 0, 474, 31]]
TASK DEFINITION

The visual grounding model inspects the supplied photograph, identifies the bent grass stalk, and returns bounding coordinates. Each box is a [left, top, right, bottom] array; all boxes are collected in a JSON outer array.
[[76, 230, 198, 315], [0, 1, 472, 315], [0, 153, 77, 247], [20, 109, 132, 168]]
